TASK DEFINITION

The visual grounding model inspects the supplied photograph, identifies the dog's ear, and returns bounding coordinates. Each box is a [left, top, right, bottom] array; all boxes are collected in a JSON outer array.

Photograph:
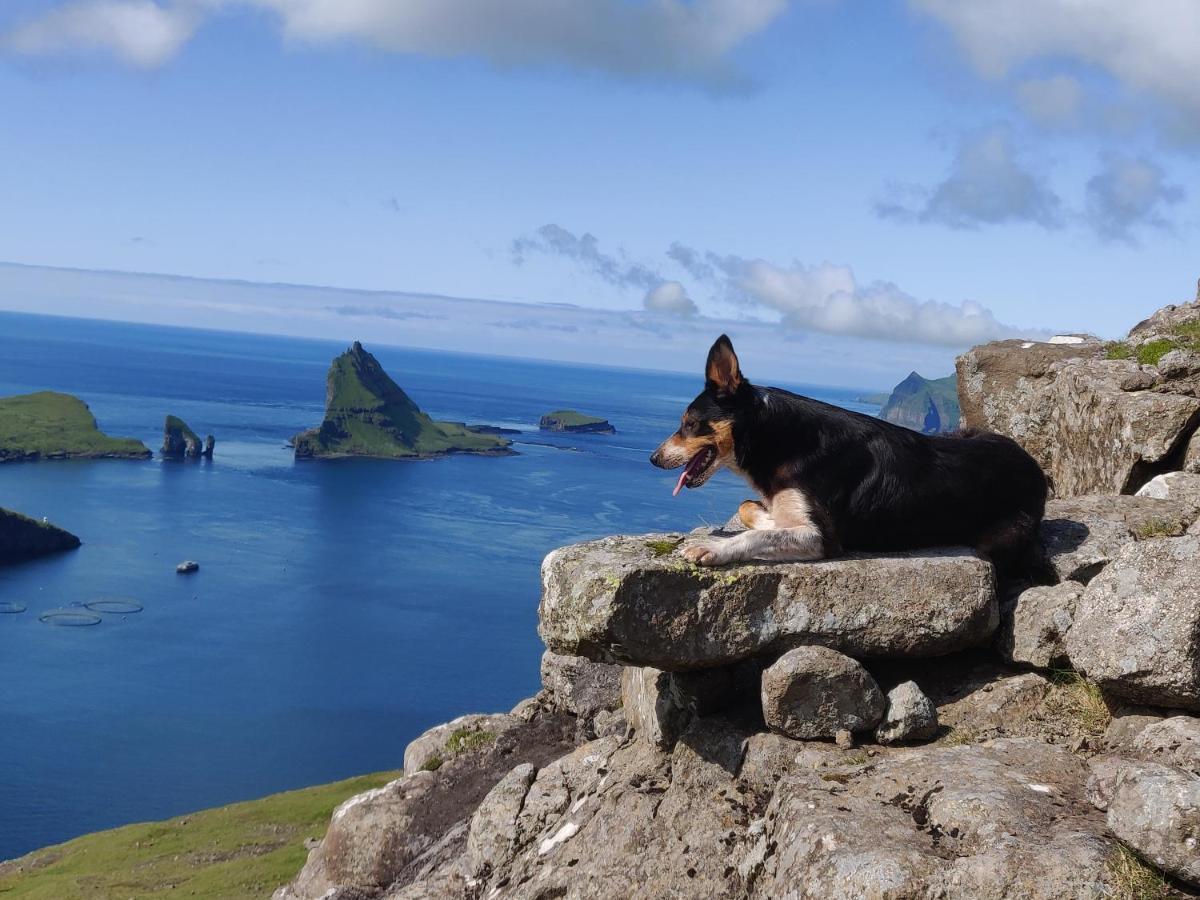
[[705, 334, 743, 397]]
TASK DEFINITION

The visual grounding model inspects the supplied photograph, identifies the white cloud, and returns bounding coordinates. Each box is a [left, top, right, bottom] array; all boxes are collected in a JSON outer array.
[[2, 0, 786, 85], [711, 256, 1038, 347], [876, 126, 1063, 229], [2, 0, 200, 68], [1015, 75, 1084, 128], [912, 0, 1200, 139], [1085, 155, 1185, 243], [512, 224, 662, 292], [643, 281, 697, 316]]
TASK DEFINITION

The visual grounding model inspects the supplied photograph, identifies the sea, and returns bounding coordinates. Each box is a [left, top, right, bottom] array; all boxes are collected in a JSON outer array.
[[0, 311, 880, 860]]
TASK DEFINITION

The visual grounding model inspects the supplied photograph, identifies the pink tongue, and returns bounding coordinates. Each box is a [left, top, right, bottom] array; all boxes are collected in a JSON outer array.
[[672, 468, 688, 497]]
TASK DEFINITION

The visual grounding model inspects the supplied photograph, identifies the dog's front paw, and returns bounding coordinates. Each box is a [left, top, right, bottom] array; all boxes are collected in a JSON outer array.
[[681, 539, 729, 566]]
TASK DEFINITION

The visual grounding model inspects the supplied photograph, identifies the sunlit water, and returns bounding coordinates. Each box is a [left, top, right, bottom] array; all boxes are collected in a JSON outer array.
[[0, 311, 879, 859]]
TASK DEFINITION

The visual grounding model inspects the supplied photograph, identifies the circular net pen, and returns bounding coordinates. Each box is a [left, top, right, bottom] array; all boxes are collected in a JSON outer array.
[[0, 601, 27, 614], [83, 598, 143, 615], [39, 609, 103, 627]]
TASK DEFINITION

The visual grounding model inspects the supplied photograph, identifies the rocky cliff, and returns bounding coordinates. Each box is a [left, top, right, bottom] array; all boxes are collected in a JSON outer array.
[[263, 298, 1200, 899], [161, 415, 214, 459], [958, 299, 1200, 497], [878, 371, 960, 433], [293, 343, 513, 460], [0, 507, 80, 565]]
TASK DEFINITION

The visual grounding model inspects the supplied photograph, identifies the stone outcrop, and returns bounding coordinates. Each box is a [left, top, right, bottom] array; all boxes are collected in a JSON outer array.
[[0, 507, 81, 565], [1039, 493, 1200, 584], [161, 415, 214, 459], [275, 297, 1200, 900], [957, 302, 1200, 498], [540, 534, 997, 668], [1067, 535, 1200, 709]]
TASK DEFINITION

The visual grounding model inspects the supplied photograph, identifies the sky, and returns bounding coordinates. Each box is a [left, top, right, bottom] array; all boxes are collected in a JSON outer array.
[[0, 1, 1197, 387]]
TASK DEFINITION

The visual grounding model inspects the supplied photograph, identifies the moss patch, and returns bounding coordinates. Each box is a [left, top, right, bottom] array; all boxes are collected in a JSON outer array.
[[445, 728, 494, 755], [1107, 320, 1200, 367], [645, 538, 684, 558], [0, 771, 398, 899], [420, 754, 444, 772], [1134, 519, 1184, 540]]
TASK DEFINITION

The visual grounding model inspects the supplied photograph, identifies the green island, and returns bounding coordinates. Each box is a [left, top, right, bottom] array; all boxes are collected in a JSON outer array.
[[0, 507, 81, 565], [293, 342, 513, 459], [0, 391, 151, 462], [538, 409, 616, 434], [878, 372, 960, 434], [0, 771, 397, 899]]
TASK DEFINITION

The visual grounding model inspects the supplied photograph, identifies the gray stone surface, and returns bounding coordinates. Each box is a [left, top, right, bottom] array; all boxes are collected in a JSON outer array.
[[402, 713, 515, 775], [538, 650, 622, 720], [998, 581, 1081, 667], [1132, 716, 1200, 775], [1039, 494, 1198, 584], [957, 338, 1200, 497], [1108, 760, 1200, 887], [540, 534, 998, 669], [761, 646, 884, 740], [1136, 471, 1200, 513], [875, 680, 939, 744], [1067, 535, 1200, 709], [620, 665, 691, 750]]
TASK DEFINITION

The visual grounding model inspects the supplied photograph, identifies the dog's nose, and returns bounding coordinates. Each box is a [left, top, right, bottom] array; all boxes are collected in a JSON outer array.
[[649, 449, 663, 467]]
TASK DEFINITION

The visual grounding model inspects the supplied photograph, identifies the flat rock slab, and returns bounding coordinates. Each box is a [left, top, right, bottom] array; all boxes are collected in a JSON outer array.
[[539, 534, 997, 670]]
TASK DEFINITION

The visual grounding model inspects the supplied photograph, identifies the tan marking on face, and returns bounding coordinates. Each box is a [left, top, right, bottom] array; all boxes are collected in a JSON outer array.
[[652, 431, 711, 469], [738, 499, 775, 530], [711, 419, 736, 463], [768, 488, 815, 528]]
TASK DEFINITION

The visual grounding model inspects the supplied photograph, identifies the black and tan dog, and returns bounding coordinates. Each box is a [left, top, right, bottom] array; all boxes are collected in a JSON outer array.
[[651, 335, 1048, 572]]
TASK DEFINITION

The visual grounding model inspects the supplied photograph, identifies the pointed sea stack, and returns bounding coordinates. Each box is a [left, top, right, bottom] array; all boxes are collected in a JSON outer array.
[[162, 415, 214, 459], [292, 342, 513, 460]]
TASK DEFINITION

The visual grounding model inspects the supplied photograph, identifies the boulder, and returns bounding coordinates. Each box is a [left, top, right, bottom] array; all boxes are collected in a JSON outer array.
[[1107, 760, 1200, 887], [1185, 430, 1200, 474], [1066, 535, 1200, 709], [402, 713, 518, 775], [1131, 716, 1200, 775], [540, 535, 997, 669], [1039, 493, 1198, 584], [1136, 471, 1200, 511], [539, 650, 622, 738], [757, 738, 1115, 898], [463, 763, 536, 877], [997, 581, 1081, 668], [957, 339, 1200, 497], [875, 680, 938, 744], [760, 646, 884, 740]]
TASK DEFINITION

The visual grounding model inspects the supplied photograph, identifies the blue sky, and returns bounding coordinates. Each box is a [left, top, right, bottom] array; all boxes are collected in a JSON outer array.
[[0, 1, 1197, 386]]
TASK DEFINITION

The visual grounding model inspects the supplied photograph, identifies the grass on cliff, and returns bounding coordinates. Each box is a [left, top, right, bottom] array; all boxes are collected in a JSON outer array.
[[0, 771, 397, 899], [542, 409, 607, 427], [1107, 844, 1172, 899], [0, 392, 149, 460], [1105, 320, 1200, 367]]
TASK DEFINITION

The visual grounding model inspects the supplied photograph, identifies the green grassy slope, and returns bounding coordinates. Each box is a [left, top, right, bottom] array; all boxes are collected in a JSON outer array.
[[0, 771, 398, 899], [294, 342, 510, 459], [0, 392, 151, 461]]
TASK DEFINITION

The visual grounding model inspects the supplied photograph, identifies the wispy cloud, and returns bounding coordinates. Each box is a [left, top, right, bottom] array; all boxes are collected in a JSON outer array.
[[1085, 155, 1185, 244], [511, 224, 661, 291], [643, 281, 697, 317], [912, 0, 1200, 143], [875, 126, 1063, 229], [2, 0, 786, 87]]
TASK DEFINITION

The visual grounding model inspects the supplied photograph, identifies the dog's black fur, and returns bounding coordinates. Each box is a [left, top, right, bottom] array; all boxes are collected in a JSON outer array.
[[651, 335, 1049, 576]]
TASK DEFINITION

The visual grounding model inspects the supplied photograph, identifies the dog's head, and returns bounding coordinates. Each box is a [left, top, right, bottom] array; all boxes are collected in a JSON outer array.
[[650, 334, 752, 494]]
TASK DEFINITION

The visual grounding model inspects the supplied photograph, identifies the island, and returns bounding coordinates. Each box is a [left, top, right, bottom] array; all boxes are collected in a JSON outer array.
[[0, 391, 151, 462], [292, 342, 513, 460], [538, 409, 616, 434], [0, 507, 81, 565], [878, 372, 960, 434], [162, 415, 215, 459]]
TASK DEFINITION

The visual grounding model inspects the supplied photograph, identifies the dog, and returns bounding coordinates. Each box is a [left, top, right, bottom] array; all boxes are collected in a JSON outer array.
[[650, 335, 1048, 575]]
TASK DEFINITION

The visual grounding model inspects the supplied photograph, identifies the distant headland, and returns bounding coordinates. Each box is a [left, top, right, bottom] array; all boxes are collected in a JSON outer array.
[[0, 391, 151, 462], [538, 409, 616, 435], [293, 342, 514, 460]]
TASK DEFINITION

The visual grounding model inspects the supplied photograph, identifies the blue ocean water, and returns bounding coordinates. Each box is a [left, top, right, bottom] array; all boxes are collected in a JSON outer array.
[[0, 311, 879, 860]]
